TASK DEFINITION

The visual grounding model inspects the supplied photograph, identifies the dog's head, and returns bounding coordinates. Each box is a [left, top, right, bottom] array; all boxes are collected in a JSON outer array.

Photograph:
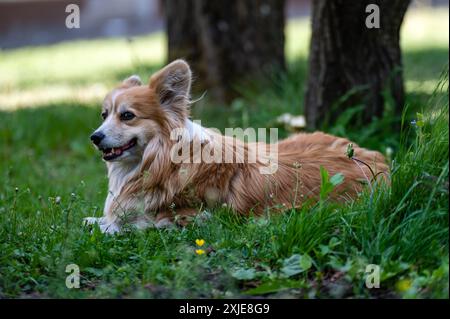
[[90, 59, 191, 162]]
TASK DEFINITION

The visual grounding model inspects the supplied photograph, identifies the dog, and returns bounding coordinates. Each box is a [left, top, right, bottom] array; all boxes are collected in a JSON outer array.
[[84, 59, 389, 233]]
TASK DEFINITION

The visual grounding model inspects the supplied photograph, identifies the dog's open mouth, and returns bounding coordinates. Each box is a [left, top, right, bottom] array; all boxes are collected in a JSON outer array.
[[101, 138, 137, 161]]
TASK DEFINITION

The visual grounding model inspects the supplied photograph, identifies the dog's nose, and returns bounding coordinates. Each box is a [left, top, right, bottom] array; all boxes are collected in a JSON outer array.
[[90, 132, 105, 145]]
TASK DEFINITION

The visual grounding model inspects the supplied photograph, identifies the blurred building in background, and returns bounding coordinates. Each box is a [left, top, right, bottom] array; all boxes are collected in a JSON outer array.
[[0, 0, 162, 49], [0, 0, 447, 49]]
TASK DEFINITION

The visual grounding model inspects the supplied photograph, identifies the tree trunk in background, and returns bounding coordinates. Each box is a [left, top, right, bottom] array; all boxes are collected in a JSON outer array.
[[165, 0, 286, 103], [305, 0, 411, 130]]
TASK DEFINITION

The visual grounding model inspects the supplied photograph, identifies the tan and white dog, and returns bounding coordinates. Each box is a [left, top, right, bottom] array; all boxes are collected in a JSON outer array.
[[85, 60, 388, 233]]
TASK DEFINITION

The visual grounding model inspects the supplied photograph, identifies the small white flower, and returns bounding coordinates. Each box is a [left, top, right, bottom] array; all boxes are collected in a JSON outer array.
[[386, 147, 393, 157]]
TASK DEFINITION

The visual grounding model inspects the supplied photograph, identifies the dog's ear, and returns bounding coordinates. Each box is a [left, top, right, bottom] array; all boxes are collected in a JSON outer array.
[[122, 75, 142, 88], [149, 59, 191, 108]]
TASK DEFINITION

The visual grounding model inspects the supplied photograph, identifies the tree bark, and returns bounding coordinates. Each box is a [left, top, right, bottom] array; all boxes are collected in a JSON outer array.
[[305, 0, 411, 130], [165, 0, 286, 103]]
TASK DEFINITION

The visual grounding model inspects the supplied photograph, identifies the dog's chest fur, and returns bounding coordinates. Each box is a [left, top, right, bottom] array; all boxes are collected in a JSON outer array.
[[104, 161, 140, 222]]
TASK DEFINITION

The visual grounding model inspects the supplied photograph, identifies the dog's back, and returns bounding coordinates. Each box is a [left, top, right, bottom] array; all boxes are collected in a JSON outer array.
[[279, 131, 388, 196], [224, 131, 389, 214]]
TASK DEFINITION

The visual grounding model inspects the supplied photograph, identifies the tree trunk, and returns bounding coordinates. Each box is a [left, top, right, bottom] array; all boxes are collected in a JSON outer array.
[[165, 0, 286, 103], [305, 0, 411, 130]]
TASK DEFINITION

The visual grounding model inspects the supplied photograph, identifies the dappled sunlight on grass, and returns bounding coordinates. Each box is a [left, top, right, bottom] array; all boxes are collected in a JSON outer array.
[[285, 18, 311, 61], [406, 79, 449, 95], [0, 83, 109, 110], [401, 7, 449, 50], [0, 32, 165, 89], [0, 7, 447, 112]]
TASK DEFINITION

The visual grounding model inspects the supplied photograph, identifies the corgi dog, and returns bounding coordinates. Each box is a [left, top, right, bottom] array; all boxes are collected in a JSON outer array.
[[85, 59, 388, 233]]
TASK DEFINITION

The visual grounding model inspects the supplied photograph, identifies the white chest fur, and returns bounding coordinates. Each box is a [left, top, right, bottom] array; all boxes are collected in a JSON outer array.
[[104, 161, 139, 220]]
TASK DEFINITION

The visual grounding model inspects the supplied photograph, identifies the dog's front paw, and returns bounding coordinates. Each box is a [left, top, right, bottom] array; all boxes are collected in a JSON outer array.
[[83, 217, 106, 226], [83, 217, 120, 234], [99, 222, 120, 234]]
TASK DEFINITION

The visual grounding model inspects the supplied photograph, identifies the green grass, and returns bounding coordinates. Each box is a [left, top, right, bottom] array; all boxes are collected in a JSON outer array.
[[0, 9, 448, 298]]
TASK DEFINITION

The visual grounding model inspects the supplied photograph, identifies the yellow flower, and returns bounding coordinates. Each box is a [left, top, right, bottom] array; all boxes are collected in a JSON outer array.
[[195, 249, 205, 255], [195, 239, 205, 247], [396, 279, 412, 292]]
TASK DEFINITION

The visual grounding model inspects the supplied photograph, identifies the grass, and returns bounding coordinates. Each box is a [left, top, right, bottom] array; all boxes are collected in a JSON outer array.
[[0, 8, 448, 298]]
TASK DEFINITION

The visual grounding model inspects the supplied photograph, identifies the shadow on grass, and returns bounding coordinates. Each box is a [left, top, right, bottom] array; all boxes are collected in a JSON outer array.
[[403, 47, 449, 83], [0, 102, 100, 157]]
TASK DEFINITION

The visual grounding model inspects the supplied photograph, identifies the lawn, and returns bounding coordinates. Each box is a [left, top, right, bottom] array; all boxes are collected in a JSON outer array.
[[0, 8, 448, 298]]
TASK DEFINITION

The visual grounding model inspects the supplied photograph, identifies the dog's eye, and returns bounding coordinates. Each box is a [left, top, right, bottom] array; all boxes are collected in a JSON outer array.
[[101, 111, 108, 120], [120, 111, 135, 121]]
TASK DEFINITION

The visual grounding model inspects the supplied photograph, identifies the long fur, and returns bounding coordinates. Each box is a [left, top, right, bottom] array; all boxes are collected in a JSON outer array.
[[88, 60, 389, 232]]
